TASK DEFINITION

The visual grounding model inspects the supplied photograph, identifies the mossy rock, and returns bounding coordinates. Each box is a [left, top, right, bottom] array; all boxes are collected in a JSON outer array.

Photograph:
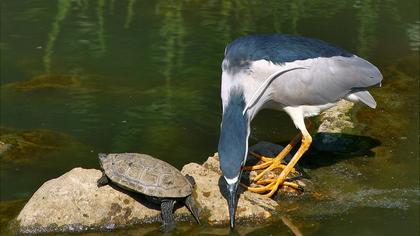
[[3, 74, 81, 91], [0, 127, 86, 164], [0, 199, 26, 235]]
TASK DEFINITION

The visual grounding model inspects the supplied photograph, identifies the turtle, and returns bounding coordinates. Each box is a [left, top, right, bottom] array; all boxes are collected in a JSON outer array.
[[97, 153, 200, 231]]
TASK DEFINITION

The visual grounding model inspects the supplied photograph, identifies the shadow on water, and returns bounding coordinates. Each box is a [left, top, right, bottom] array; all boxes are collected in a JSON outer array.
[[304, 132, 382, 169], [247, 132, 380, 175]]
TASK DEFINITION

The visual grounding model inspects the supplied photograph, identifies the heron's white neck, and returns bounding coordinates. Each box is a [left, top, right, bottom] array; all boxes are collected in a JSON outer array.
[[221, 71, 268, 121]]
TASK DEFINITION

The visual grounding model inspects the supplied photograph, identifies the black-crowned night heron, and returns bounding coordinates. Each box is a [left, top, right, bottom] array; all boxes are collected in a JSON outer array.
[[217, 34, 383, 228]]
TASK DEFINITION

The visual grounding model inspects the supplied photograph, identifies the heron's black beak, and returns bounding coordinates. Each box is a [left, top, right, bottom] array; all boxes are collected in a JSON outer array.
[[227, 182, 238, 228]]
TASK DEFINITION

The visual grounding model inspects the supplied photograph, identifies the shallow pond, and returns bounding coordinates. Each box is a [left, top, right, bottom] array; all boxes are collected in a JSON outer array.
[[0, 0, 419, 235]]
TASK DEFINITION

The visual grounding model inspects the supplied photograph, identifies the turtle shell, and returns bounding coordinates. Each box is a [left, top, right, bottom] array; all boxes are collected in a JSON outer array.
[[99, 153, 192, 198]]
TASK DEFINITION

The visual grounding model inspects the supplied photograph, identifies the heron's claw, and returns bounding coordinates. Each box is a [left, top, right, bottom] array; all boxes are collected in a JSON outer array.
[[240, 179, 303, 197], [249, 151, 273, 162], [242, 151, 295, 173]]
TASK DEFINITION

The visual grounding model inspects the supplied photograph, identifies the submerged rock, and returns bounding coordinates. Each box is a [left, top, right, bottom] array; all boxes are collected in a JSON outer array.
[[0, 199, 26, 235], [0, 141, 12, 156], [3, 74, 81, 91], [0, 127, 87, 164], [16, 143, 311, 233]]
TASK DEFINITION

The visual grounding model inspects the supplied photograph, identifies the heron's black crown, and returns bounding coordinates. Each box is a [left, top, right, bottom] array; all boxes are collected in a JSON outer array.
[[223, 34, 353, 74], [218, 87, 248, 179]]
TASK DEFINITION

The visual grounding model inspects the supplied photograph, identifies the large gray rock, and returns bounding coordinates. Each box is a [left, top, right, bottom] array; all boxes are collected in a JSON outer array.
[[16, 167, 165, 233], [17, 142, 303, 233]]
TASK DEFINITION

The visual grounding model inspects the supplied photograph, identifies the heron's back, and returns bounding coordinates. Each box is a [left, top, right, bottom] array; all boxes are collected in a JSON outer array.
[[224, 34, 353, 74], [223, 34, 382, 107]]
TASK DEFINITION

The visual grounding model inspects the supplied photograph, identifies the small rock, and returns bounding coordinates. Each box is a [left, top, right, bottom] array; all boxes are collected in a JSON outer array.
[[0, 141, 12, 156], [181, 156, 278, 225]]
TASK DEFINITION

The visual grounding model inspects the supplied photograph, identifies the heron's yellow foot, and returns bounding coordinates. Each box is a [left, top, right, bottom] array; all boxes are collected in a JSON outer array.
[[242, 151, 292, 171], [249, 134, 302, 182], [249, 151, 273, 162], [256, 133, 312, 197], [240, 178, 302, 197], [255, 179, 302, 191], [248, 154, 299, 182]]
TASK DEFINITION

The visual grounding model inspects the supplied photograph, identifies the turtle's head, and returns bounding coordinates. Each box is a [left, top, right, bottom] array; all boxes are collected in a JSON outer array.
[[218, 87, 249, 228], [184, 174, 196, 187]]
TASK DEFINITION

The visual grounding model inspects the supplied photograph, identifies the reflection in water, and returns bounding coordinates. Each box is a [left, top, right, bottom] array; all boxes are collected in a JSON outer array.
[[43, 0, 71, 74], [233, 0, 255, 35], [407, 21, 420, 51], [219, 1, 232, 43], [112, 87, 207, 161], [155, 0, 186, 82], [281, 216, 303, 236], [288, 1, 303, 33], [66, 80, 100, 136], [124, 0, 137, 29], [95, 0, 106, 58], [355, 0, 378, 57], [152, 0, 188, 147], [109, 0, 115, 15]]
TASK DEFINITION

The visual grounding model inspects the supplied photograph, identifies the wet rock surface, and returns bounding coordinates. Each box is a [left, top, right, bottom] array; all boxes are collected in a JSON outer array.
[[16, 142, 311, 233]]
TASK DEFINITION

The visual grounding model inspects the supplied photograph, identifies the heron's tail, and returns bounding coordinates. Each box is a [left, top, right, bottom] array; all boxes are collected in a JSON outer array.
[[346, 91, 377, 109]]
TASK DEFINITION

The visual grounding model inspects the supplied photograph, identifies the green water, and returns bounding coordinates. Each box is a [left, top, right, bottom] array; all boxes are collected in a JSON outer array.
[[0, 0, 419, 235]]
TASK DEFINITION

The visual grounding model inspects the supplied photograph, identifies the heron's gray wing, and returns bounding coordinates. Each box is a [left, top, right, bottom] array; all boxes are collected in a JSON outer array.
[[263, 55, 383, 106]]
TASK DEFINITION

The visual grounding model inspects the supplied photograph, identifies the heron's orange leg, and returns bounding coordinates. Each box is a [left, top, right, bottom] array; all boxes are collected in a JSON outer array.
[[242, 134, 301, 173], [243, 119, 311, 196], [242, 151, 293, 171], [250, 119, 312, 182], [250, 133, 301, 181], [249, 151, 273, 162], [260, 133, 312, 197]]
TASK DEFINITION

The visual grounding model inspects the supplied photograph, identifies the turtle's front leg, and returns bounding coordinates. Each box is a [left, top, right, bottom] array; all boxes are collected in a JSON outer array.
[[184, 195, 200, 224], [160, 199, 176, 232], [97, 172, 109, 187]]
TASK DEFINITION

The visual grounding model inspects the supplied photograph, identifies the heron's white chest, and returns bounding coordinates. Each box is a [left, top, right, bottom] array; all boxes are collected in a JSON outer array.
[[265, 100, 336, 116]]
